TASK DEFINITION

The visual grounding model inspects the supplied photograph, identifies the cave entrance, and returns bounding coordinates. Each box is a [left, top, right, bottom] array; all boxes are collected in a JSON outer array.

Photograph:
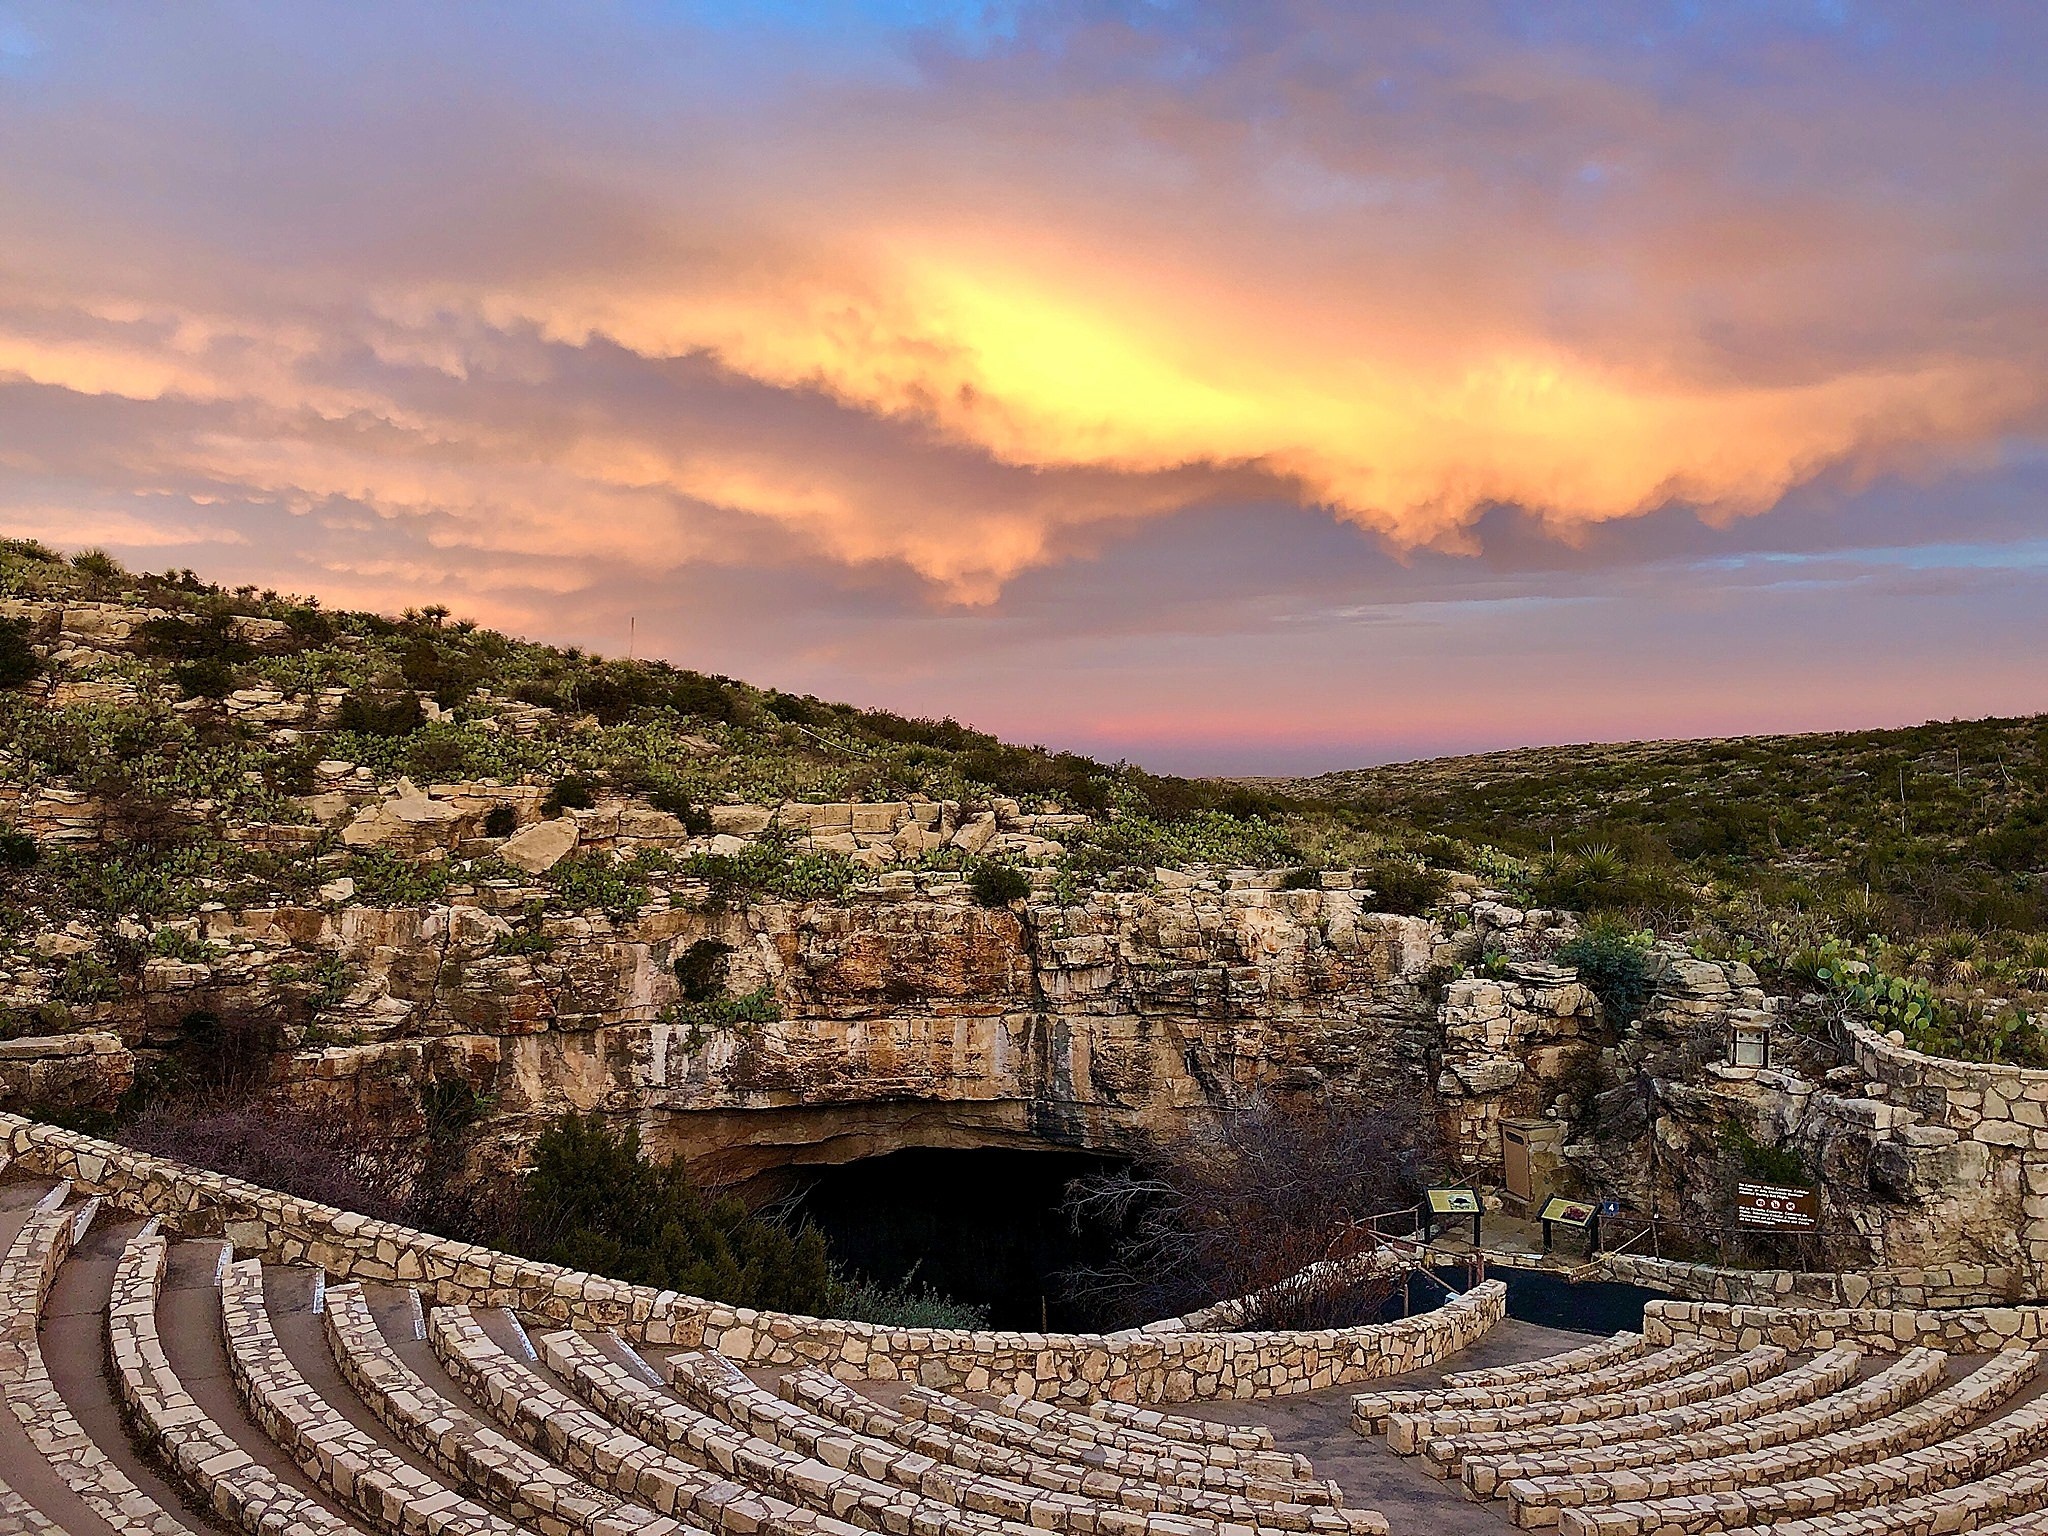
[[792, 1146, 1127, 1331]]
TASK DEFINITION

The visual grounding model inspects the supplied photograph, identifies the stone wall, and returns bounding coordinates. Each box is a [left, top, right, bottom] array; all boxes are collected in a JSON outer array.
[[0, 1111, 1503, 1402], [1602, 1253, 2019, 1309], [1646, 1295, 2048, 1354]]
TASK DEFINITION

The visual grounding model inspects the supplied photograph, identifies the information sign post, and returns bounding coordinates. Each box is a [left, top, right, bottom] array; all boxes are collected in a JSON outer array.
[[1421, 1187, 1482, 1247]]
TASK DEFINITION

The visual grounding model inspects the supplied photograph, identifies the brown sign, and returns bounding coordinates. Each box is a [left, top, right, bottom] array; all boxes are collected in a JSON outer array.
[[1737, 1181, 1820, 1231]]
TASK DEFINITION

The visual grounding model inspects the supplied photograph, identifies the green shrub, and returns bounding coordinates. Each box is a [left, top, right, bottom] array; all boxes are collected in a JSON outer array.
[[970, 862, 1032, 907], [1719, 1121, 1806, 1185], [344, 850, 452, 907], [1360, 859, 1448, 915], [673, 939, 733, 1002], [514, 1112, 834, 1312], [0, 618, 43, 689], [335, 687, 425, 736], [545, 775, 596, 814], [1558, 922, 1659, 1026]]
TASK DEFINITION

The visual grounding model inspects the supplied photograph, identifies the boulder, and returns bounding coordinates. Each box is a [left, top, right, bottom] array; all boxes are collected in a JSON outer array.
[[499, 816, 579, 874], [341, 785, 463, 850]]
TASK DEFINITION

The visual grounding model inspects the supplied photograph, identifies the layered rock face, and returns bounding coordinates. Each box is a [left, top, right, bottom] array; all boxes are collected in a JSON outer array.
[[158, 876, 1487, 1186]]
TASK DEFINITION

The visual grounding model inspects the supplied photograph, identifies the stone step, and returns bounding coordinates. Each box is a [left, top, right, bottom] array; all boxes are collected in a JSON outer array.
[[780, 1366, 1353, 1526], [108, 1231, 365, 1536], [142, 1235, 361, 1527], [1394, 1344, 1791, 1462], [1521, 1347, 2044, 1526], [901, 1386, 1339, 1504], [216, 1256, 526, 1536], [1559, 1383, 2048, 1536], [0, 1194, 201, 1536], [1481, 1349, 1948, 1519], [429, 1303, 843, 1536], [1439, 1332, 1650, 1390], [1764, 1450, 2048, 1536], [1354, 1339, 1721, 1431], [669, 1348, 1377, 1536], [1449, 1345, 1864, 1489], [322, 1281, 662, 1536], [1015, 1398, 1274, 1454], [984, 1396, 1302, 1476], [541, 1329, 1070, 1536]]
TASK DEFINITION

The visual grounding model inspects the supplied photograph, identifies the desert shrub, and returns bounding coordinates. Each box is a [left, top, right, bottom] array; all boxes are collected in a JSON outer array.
[[0, 618, 43, 688], [482, 805, 519, 838], [646, 781, 713, 834], [683, 838, 861, 903], [673, 939, 733, 1002], [177, 1006, 282, 1095], [513, 1112, 834, 1312], [1719, 1121, 1807, 1185], [335, 686, 425, 736], [1062, 1095, 1438, 1329], [830, 1269, 989, 1329], [549, 851, 663, 917], [54, 955, 121, 1004], [970, 862, 1032, 907], [71, 547, 124, 596], [344, 850, 453, 907], [137, 610, 257, 698], [1558, 922, 1659, 1026], [545, 774, 595, 814], [1359, 859, 1447, 915]]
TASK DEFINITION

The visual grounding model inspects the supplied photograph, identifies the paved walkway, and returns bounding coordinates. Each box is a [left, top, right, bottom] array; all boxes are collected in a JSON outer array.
[[1163, 1319, 1597, 1535]]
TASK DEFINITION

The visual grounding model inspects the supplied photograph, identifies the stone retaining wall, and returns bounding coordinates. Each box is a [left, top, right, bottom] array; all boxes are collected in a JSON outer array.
[[1601, 1253, 2019, 1309], [1645, 1296, 2048, 1353], [0, 1111, 1504, 1402]]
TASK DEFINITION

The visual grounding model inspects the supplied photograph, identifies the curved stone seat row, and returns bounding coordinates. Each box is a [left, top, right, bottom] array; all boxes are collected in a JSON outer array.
[[1440, 1333, 1649, 1389], [1446, 1345, 1864, 1489], [1352, 1339, 1720, 1431], [541, 1324, 1115, 1536], [975, 1393, 1301, 1475], [1386, 1345, 1790, 1457], [668, 1348, 1332, 1536], [108, 1229, 354, 1536], [1515, 1345, 2044, 1527], [320, 1281, 670, 1536], [648, 1348, 1369, 1536], [218, 1256, 524, 1536], [429, 1302, 866, 1536], [899, 1385, 1332, 1501], [780, 1363, 1306, 1524], [1557, 1372, 2048, 1536], [0, 1193, 198, 1536], [1008, 1396, 1274, 1452], [1466, 1348, 1945, 1502]]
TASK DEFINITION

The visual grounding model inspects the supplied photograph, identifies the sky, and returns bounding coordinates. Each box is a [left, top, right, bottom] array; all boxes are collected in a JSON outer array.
[[0, 1, 2042, 775]]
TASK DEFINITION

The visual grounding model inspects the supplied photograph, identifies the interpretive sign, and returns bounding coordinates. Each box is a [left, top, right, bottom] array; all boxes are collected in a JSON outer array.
[[1419, 1186, 1481, 1245], [1736, 1181, 1820, 1231], [1537, 1195, 1595, 1227]]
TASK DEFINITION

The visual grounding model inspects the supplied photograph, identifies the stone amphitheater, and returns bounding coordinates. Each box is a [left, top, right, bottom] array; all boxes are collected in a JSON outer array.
[[9, 1111, 2048, 1536]]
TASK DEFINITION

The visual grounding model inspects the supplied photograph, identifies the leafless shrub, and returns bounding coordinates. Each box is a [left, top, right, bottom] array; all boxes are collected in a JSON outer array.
[[1060, 1094, 1440, 1329]]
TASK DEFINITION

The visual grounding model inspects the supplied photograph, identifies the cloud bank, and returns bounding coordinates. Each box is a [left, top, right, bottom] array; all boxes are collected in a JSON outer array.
[[0, 1, 2042, 763]]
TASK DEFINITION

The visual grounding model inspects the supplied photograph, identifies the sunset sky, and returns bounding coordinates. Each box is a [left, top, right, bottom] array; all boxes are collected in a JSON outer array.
[[1, 2, 2042, 773]]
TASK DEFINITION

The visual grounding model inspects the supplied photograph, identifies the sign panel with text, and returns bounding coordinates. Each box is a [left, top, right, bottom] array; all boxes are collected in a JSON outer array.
[[1736, 1181, 1820, 1231]]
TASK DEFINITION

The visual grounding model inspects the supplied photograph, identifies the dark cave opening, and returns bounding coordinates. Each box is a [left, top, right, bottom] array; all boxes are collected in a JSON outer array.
[[793, 1146, 1129, 1330]]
